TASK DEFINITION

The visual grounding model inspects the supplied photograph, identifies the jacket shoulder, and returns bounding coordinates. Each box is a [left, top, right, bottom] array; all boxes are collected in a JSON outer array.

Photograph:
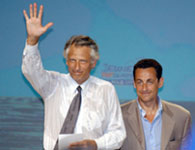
[[162, 100, 191, 118], [121, 100, 137, 112]]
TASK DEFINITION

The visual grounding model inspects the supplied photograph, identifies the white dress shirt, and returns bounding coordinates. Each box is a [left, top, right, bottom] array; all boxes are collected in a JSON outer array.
[[22, 43, 126, 150]]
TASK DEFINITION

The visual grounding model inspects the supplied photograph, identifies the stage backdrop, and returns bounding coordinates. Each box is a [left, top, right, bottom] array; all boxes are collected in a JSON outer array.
[[0, 0, 195, 149], [0, 0, 195, 101]]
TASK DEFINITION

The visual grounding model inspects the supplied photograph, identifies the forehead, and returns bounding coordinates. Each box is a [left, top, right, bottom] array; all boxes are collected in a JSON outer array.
[[135, 68, 157, 80], [68, 45, 91, 58]]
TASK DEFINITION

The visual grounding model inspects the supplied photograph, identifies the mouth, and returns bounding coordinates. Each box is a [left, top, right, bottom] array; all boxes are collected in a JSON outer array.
[[141, 92, 150, 95], [73, 72, 82, 76]]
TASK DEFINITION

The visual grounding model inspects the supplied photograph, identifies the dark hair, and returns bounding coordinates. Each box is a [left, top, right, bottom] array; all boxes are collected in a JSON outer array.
[[64, 35, 99, 61], [133, 58, 162, 80]]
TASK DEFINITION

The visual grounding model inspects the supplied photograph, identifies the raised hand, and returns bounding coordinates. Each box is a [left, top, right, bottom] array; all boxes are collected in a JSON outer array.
[[23, 3, 53, 45]]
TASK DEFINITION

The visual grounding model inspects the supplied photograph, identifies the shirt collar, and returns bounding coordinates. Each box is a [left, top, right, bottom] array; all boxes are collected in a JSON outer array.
[[68, 73, 91, 93], [137, 96, 163, 117]]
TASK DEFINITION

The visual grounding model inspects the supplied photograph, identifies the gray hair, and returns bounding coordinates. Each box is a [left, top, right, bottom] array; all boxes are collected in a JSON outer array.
[[64, 35, 99, 62]]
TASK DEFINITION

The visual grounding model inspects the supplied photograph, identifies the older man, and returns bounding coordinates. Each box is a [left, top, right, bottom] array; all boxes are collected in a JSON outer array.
[[22, 3, 126, 150]]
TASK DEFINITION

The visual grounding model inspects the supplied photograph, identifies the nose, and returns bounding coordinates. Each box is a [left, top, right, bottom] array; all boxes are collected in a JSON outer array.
[[142, 83, 147, 91], [75, 61, 81, 71]]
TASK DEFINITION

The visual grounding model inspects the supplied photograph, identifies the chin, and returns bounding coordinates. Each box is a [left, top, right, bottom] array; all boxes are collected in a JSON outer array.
[[74, 79, 82, 84], [139, 97, 152, 102]]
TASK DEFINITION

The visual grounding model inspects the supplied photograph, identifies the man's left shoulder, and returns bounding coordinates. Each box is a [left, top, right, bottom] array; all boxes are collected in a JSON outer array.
[[90, 76, 114, 87], [162, 100, 191, 118]]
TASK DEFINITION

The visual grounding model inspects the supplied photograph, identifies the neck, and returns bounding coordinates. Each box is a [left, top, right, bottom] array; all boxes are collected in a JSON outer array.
[[138, 98, 159, 123], [139, 99, 158, 112]]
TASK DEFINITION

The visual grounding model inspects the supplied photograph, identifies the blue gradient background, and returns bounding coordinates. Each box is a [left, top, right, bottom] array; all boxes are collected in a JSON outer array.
[[0, 0, 194, 149]]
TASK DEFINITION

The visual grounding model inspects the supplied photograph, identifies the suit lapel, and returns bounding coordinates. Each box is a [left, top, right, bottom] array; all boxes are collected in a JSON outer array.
[[161, 101, 175, 150], [127, 101, 145, 149]]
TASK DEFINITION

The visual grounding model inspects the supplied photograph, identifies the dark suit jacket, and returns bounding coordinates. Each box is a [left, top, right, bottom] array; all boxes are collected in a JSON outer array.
[[120, 100, 192, 150]]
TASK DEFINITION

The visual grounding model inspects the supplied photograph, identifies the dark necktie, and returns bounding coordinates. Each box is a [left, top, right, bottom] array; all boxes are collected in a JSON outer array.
[[54, 86, 82, 150]]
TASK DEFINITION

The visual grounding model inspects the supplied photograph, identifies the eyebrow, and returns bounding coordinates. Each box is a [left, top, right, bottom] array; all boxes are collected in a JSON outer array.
[[135, 78, 155, 82]]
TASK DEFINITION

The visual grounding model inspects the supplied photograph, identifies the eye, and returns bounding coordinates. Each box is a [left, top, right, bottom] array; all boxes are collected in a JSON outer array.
[[136, 80, 142, 85], [69, 59, 76, 63], [80, 60, 88, 64], [147, 80, 153, 84]]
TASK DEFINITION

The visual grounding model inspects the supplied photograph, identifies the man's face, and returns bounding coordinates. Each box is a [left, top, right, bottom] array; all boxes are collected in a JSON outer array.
[[66, 44, 96, 84], [134, 67, 164, 104]]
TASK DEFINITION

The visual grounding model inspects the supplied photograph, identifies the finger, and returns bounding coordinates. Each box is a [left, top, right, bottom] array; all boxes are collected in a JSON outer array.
[[29, 4, 33, 18], [69, 141, 83, 147], [69, 147, 85, 150], [43, 22, 53, 32], [38, 5, 43, 20], [69, 141, 88, 147], [33, 3, 37, 18], [23, 10, 29, 21]]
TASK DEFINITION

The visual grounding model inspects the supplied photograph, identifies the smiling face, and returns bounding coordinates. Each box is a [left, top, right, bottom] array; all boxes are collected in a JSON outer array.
[[66, 44, 96, 84], [134, 67, 164, 104]]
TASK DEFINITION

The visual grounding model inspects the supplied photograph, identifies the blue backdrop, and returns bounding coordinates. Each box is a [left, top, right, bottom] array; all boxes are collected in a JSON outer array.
[[0, 0, 195, 101], [0, 0, 195, 149]]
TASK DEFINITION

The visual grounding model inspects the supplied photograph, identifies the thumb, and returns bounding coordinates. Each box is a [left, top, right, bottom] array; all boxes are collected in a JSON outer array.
[[43, 22, 53, 32]]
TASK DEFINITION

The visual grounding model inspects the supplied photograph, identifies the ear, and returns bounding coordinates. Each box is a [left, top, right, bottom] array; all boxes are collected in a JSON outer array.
[[158, 77, 164, 88], [64, 52, 68, 66], [91, 60, 97, 69], [133, 80, 136, 88]]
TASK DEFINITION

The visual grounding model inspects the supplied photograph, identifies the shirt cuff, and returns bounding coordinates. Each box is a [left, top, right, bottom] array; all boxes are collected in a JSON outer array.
[[94, 138, 105, 150], [23, 41, 39, 56]]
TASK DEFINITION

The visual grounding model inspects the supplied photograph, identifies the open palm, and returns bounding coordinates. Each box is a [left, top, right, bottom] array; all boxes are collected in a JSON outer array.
[[23, 3, 53, 44]]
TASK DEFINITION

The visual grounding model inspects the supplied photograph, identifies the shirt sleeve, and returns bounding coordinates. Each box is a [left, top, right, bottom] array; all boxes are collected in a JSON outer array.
[[94, 85, 126, 150], [181, 112, 192, 150], [21, 42, 59, 99]]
